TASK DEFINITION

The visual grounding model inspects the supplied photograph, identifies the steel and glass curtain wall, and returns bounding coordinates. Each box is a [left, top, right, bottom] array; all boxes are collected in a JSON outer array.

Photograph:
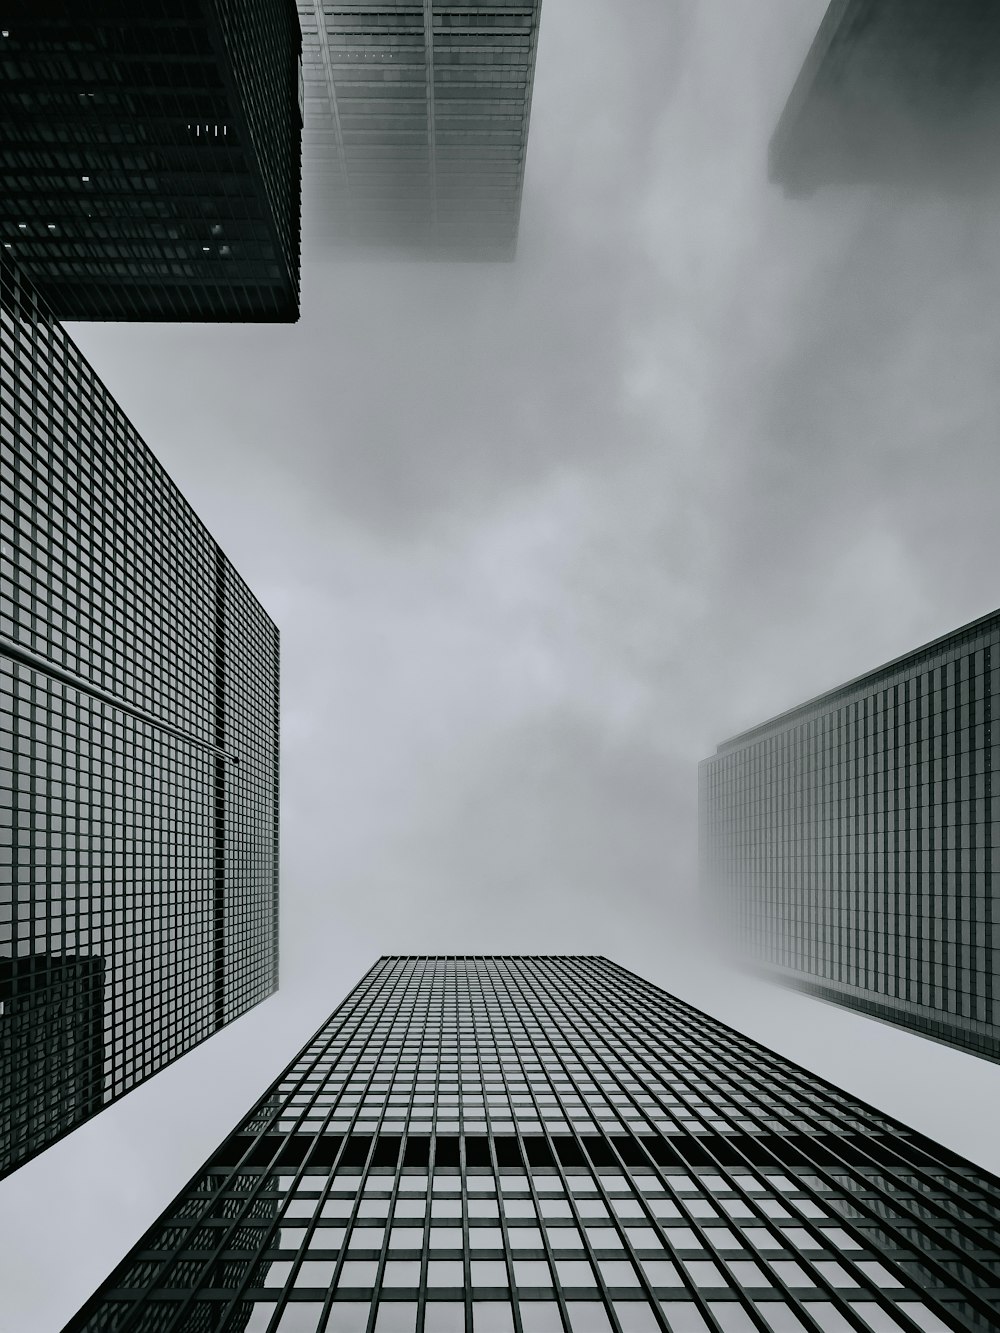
[[0, 256, 280, 1179], [0, 0, 302, 321], [700, 609, 999, 1063], [769, 0, 1000, 195], [66, 955, 998, 1332], [298, 0, 542, 260]]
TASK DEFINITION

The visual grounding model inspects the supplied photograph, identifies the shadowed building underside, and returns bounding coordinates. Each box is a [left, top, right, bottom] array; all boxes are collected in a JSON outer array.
[[0, 0, 302, 321], [298, 1, 541, 260], [770, 0, 1000, 195]]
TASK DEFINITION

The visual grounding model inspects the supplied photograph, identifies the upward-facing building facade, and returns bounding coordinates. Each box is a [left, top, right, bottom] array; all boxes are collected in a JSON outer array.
[[298, 1, 542, 260], [0, 256, 280, 1179], [66, 955, 997, 1333], [769, 0, 1000, 195], [0, 0, 302, 321], [700, 610, 998, 1063]]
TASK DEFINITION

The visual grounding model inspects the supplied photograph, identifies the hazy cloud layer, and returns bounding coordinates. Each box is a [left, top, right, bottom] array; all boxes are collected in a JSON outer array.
[[5, 1, 1000, 1327]]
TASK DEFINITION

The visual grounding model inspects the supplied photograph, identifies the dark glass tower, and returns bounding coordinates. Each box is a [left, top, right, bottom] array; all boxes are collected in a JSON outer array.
[[66, 955, 998, 1333], [297, 0, 542, 260], [0, 0, 302, 321], [0, 953, 105, 1169], [0, 255, 280, 1179], [700, 609, 998, 1063], [769, 0, 1000, 195]]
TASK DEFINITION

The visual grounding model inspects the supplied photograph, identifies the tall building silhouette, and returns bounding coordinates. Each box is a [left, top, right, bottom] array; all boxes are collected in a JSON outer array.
[[297, 0, 542, 259], [700, 610, 998, 1063], [66, 956, 996, 1332], [0, 0, 302, 321], [0, 256, 280, 1178], [769, 0, 1000, 195]]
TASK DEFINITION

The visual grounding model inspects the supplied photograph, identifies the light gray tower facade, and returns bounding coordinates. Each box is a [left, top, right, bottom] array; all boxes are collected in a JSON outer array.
[[700, 610, 998, 1063], [67, 955, 997, 1333], [297, 1, 542, 259]]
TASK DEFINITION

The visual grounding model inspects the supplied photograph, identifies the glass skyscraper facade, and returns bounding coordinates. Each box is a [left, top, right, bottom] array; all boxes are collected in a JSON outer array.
[[700, 610, 998, 1063], [0, 256, 280, 1178], [66, 955, 998, 1333], [0, 0, 302, 321], [298, 0, 542, 259], [769, 0, 1000, 195]]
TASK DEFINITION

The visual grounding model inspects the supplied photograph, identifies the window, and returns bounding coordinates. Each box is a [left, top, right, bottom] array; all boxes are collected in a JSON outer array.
[[556, 1261, 597, 1287], [428, 1261, 464, 1286], [422, 1306, 466, 1333], [373, 1305, 418, 1333], [657, 1303, 709, 1333], [706, 1306, 758, 1333], [598, 1261, 640, 1287], [472, 1261, 509, 1286], [474, 1306, 515, 1333], [274, 1304, 325, 1332], [518, 1302, 564, 1333], [338, 1261, 378, 1288], [564, 1304, 614, 1333], [382, 1261, 420, 1286]]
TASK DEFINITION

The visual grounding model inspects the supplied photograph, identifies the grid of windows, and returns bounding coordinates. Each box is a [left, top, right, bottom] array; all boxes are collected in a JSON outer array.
[[769, 0, 1000, 194], [66, 956, 1000, 1333], [0, 954, 104, 1165], [298, 0, 541, 260], [0, 256, 280, 1178], [0, 0, 302, 321], [699, 610, 998, 1063]]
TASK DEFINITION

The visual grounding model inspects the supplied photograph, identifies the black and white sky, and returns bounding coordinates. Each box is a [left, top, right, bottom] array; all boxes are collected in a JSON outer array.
[[4, 0, 1000, 1327]]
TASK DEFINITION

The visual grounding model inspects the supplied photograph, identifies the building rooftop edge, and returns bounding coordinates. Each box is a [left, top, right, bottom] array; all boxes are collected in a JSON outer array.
[[708, 603, 1000, 756], [372, 954, 608, 962], [767, 0, 858, 184]]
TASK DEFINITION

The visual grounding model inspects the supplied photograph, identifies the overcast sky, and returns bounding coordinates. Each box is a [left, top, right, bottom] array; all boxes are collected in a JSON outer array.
[[5, 0, 1000, 1328]]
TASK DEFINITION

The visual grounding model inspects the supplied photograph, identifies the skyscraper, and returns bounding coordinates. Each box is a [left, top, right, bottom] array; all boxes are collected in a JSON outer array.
[[66, 955, 996, 1333], [0, 0, 302, 321], [0, 255, 280, 1178], [769, 0, 1000, 195], [699, 609, 998, 1063], [297, 0, 542, 260]]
